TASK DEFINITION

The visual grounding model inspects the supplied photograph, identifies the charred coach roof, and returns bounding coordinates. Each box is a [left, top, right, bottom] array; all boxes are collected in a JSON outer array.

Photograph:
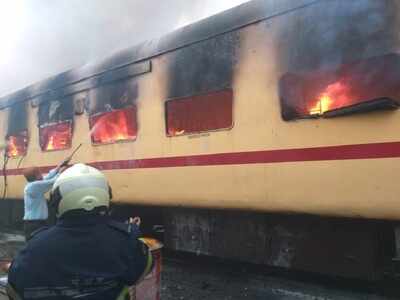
[[0, 0, 319, 110]]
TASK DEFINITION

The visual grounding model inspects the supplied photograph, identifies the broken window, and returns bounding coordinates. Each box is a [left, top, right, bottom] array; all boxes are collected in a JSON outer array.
[[38, 97, 73, 151], [6, 132, 28, 158], [88, 79, 138, 144], [280, 54, 400, 121], [166, 89, 233, 136], [6, 102, 28, 158]]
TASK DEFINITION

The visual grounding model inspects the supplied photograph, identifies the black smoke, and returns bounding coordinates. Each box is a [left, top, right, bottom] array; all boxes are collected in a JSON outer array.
[[0, 0, 250, 97]]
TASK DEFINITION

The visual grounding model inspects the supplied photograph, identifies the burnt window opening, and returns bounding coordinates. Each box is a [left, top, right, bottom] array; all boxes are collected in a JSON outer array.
[[6, 132, 28, 158], [88, 79, 138, 144], [38, 97, 74, 151], [6, 102, 28, 158], [167, 32, 238, 100], [280, 54, 400, 121], [166, 89, 233, 137]]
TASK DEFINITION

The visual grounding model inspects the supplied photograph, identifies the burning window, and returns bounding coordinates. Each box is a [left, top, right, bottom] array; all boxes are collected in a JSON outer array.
[[166, 89, 233, 136], [89, 107, 137, 144], [280, 54, 400, 121], [88, 79, 138, 144], [6, 102, 28, 158], [39, 121, 72, 151], [38, 97, 73, 151], [6, 131, 28, 158]]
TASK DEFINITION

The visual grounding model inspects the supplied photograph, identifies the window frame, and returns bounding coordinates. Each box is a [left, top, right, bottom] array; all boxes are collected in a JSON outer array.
[[165, 89, 234, 137], [6, 102, 28, 158], [39, 120, 73, 152], [5, 130, 28, 158], [38, 96, 74, 152], [279, 53, 400, 121], [88, 106, 138, 146]]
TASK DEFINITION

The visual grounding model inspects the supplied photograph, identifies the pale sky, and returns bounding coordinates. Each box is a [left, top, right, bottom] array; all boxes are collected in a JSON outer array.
[[0, 0, 251, 97]]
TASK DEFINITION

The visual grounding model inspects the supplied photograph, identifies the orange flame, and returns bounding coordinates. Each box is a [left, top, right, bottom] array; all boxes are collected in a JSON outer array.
[[309, 94, 333, 115], [7, 136, 19, 157], [90, 107, 136, 144], [309, 81, 351, 116], [46, 135, 55, 151], [172, 130, 185, 136], [41, 122, 71, 151], [44, 133, 69, 151], [6, 134, 27, 158]]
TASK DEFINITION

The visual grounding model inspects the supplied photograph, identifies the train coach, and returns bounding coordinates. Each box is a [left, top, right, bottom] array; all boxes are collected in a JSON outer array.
[[0, 0, 400, 280]]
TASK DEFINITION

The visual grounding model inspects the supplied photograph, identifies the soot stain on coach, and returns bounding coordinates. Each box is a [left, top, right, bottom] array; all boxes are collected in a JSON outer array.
[[278, 0, 399, 73], [165, 31, 240, 100]]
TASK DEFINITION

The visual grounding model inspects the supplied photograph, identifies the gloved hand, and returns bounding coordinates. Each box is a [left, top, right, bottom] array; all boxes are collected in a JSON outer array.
[[129, 217, 141, 227]]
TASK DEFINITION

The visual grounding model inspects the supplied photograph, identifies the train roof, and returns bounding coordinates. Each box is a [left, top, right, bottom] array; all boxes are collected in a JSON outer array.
[[0, 0, 318, 110]]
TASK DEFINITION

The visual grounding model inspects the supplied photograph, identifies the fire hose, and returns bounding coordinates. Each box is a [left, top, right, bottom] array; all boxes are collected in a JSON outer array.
[[0, 143, 82, 203], [60, 143, 82, 169], [68, 143, 83, 161], [1, 145, 9, 202]]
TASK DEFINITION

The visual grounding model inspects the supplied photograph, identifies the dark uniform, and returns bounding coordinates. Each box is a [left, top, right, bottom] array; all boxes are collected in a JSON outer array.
[[8, 215, 148, 300]]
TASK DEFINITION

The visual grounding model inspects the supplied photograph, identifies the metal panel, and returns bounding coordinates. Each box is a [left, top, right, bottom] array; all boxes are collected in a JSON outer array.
[[97, 60, 151, 85], [0, 61, 150, 109], [394, 225, 400, 260], [165, 208, 386, 280]]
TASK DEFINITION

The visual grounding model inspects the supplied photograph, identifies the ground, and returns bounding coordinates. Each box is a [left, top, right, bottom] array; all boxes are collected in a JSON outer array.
[[161, 254, 396, 300], [0, 232, 398, 300]]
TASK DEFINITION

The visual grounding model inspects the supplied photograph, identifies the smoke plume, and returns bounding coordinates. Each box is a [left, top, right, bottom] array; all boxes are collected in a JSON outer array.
[[0, 0, 250, 97]]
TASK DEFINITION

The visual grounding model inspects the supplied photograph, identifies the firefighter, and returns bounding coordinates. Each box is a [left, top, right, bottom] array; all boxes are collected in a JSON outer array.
[[22, 157, 71, 241], [7, 163, 152, 300]]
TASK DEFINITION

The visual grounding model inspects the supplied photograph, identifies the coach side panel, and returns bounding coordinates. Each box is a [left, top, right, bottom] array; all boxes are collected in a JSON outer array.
[[1, 0, 400, 221]]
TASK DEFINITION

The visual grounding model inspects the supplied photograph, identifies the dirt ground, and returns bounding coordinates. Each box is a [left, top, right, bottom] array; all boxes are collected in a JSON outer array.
[[161, 256, 396, 300]]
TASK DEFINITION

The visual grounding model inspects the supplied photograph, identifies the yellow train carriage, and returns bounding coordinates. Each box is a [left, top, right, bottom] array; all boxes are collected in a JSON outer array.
[[0, 0, 400, 279]]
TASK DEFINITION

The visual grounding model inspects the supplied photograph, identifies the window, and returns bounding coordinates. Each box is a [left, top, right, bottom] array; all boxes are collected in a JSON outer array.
[[166, 89, 233, 136], [39, 121, 72, 151], [6, 102, 28, 158], [6, 131, 28, 158], [89, 107, 137, 144], [38, 97, 73, 151], [88, 79, 138, 145], [279, 54, 400, 121]]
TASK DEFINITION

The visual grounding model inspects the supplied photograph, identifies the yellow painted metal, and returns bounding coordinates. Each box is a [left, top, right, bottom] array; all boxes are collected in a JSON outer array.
[[1, 15, 400, 221]]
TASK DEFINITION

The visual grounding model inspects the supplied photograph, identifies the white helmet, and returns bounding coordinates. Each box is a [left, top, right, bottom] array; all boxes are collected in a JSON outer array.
[[51, 163, 110, 217]]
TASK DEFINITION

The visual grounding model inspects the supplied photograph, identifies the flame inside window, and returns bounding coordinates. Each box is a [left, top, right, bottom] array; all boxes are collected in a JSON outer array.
[[6, 131, 28, 158], [89, 106, 137, 144], [308, 81, 351, 116], [39, 121, 72, 151], [280, 54, 400, 120]]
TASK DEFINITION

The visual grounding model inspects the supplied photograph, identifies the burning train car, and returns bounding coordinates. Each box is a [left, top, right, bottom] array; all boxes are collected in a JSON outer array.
[[1, 0, 400, 280]]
